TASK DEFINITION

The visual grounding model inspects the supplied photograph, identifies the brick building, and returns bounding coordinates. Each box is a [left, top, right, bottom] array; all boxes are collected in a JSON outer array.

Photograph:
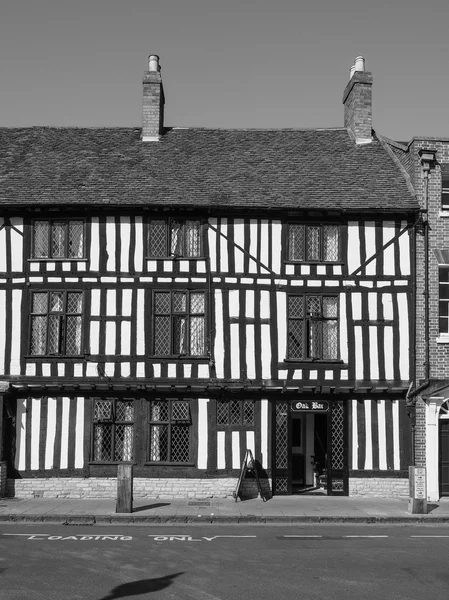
[[388, 137, 449, 500]]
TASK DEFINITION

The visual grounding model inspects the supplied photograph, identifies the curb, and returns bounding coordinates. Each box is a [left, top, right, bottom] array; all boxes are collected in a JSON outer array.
[[2, 514, 449, 525]]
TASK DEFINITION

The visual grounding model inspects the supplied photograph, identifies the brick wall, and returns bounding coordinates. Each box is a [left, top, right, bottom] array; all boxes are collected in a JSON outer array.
[[349, 477, 409, 498], [412, 138, 449, 466]]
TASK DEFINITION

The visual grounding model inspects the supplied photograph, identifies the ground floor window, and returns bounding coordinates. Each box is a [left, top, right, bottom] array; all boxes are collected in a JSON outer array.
[[92, 398, 134, 461], [216, 399, 255, 426], [148, 398, 191, 463]]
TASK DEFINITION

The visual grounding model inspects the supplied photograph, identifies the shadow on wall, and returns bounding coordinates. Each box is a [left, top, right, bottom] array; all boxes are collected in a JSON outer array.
[[97, 572, 185, 600]]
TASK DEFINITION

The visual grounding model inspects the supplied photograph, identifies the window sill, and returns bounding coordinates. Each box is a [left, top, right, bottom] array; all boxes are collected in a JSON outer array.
[[279, 360, 347, 369], [149, 356, 209, 361], [439, 211, 449, 218], [436, 335, 449, 344], [89, 461, 136, 465], [28, 258, 88, 262], [284, 261, 343, 265], [144, 462, 195, 467], [145, 257, 206, 261], [25, 355, 85, 360]]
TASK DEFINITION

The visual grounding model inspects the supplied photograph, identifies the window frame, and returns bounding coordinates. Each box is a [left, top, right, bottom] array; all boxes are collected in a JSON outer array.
[[91, 398, 135, 464], [439, 266, 449, 335], [216, 399, 256, 428], [286, 294, 340, 362], [30, 218, 86, 260], [286, 223, 341, 263], [29, 290, 84, 357], [151, 289, 207, 358], [146, 218, 203, 259], [146, 398, 193, 465], [442, 171, 449, 211]]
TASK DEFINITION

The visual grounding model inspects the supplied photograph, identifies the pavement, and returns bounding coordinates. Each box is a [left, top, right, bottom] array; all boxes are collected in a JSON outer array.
[[2, 495, 449, 524]]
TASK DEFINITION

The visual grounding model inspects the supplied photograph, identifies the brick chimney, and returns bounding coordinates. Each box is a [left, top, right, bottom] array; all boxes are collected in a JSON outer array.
[[342, 56, 373, 145], [142, 55, 165, 141]]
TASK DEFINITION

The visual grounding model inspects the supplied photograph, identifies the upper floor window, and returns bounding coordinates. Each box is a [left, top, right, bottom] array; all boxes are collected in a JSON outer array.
[[32, 220, 84, 259], [287, 224, 339, 262], [287, 295, 339, 360], [442, 172, 449, 211], [439, 267, 449, 334], [30, 291, 83, 356], [148, 219, 202, 258], [92, 398, 134, 462], [148, 399, 191, 463], [152, 290, 206, 357]]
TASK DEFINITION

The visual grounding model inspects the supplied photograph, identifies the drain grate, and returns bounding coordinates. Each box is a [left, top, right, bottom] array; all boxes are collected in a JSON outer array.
[[188, 501, 211, 506]]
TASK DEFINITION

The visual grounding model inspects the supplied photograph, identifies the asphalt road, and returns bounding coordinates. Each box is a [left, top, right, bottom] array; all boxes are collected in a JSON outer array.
[[1, 523, 449, 600]]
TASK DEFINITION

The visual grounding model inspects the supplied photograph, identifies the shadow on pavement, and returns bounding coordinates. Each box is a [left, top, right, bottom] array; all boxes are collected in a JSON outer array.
[[132, 503, 171, 513], [97, 572, 184, 599]]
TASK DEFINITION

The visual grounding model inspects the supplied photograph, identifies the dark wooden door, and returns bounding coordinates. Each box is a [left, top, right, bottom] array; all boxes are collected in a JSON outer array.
[[439, 420, 449, 496]]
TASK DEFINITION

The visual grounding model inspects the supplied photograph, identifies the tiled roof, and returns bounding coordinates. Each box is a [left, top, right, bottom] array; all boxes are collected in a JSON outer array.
[[0, 126, 417, 211]]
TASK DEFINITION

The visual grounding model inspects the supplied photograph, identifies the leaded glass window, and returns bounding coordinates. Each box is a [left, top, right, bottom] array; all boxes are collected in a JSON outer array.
[[92, 398, 134, 462], [148, 399, 191, 463], [287, 224, 339, 262], [153, 291, 206, 356], [287, 295, 339, 360], [32, 220, 84, 259], [216, 399, 255, 426], [30, 291, 83, 356], [148, 219, 202, 258]]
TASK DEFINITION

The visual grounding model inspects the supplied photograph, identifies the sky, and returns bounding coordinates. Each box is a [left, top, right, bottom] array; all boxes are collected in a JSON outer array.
[[1, 0, 449, 141]]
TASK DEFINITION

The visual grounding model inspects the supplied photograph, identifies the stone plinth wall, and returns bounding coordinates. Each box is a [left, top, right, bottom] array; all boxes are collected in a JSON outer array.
[[349, 477, 409, 498], [6, 477, 269, 500]]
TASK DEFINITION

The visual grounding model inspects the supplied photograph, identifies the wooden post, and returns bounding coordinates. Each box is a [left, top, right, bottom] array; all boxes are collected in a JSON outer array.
[[116, 464, 133, 513]]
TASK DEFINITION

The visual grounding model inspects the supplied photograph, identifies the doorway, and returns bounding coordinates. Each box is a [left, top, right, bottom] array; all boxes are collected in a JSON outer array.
[[291, 413, 328, 494], [272, 399, 348, 496], [439, 419, 449, 496]]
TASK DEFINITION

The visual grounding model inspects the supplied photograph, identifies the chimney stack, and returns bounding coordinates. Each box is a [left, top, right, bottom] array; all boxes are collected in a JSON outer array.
[[142, 54, 165, 141], [342, 56, 373, 145]]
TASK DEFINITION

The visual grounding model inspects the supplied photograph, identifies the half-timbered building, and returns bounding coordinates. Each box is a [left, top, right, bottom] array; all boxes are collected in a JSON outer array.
[[0, 55, 417, 499]]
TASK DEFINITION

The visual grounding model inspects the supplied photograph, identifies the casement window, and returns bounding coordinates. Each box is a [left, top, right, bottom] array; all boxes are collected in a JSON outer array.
[[92, 399, 134, 462], [148, 399, 191, 463], [148, 219, 202, 258], [30, 291, 83, 356], [439, 267, 449, 334], [216, 399, 255, 426], [287, 224, 339, 262], [287, 295, 339, 360], [442, 172, 449, 211], [152, 290, 206, 356], [32, 220, 84, 259]]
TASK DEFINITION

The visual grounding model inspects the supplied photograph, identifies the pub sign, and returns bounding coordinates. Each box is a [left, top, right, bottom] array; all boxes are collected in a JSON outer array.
[[291, 400, 329, 412]]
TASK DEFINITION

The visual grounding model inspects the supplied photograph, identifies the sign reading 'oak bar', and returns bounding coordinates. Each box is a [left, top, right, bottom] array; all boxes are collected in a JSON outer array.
[[291, 400, 329, 412]]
